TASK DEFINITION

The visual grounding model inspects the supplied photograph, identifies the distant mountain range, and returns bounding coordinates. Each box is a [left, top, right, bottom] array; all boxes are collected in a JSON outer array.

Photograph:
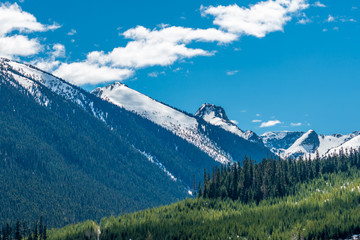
[[261, 130, 360, 159], [0, 57, 358, 226]]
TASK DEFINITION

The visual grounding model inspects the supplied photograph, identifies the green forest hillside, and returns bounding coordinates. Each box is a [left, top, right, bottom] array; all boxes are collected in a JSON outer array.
[[45, 153, 360, 240]]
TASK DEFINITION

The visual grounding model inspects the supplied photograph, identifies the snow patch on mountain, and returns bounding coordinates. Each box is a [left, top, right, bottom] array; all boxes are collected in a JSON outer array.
[[138, 150, 177, 182], [93, 83, 232, 164]]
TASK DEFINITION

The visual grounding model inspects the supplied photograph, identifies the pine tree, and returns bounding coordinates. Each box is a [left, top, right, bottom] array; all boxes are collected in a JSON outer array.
[[15, 221, 21, 240], [33, 223, 38, 240]]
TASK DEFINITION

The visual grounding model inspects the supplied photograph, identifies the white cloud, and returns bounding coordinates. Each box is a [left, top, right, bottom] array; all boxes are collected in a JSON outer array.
[[52, 44, 65, 58], [0, 3, 59, 58], [313, 1, 326, 7], [67, 29, 77, 36], [327, 15, 335, 22], [297, 13, 311, 24], [86, 26, 238, 69], [226, 70, 238, 75], [256, 113, 261, 117], [53, 62, 134, 86], [260, 120, 281, 128], [252, 119, 262, 123], [340, 18, 357, 23], [297, 18, 311, 24], [0, 35, 41, 57], [0, 2, 59, 36], [290, 122, 302, 127], [9, 0, 313, 86], [34, 60, 61, 72], [148, 71, 165, 78], [201, 0, 309, 38], [148, 72, 159, 78], [31, 43, 65, 72]]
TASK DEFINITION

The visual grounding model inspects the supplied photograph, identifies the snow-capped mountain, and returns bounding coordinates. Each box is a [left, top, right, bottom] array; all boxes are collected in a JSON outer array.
[[0, 58, 106, 121], [2, 57, 357, 163], [0, 57, 220, 191], [195, 103, 263, 144], [93, 83, 231, 163], [283, 130, 320, 158], [0, 57, 270, 189], [327, 135, 360, 156], [262, 130, 360, 159], [93, 83, 271, 163]]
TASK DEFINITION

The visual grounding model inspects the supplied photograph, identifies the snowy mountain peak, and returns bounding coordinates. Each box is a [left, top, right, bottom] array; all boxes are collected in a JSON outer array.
[[194, 103, 263, 144], [92, 85, 234, 163], [283, 130, 320, 158], [195, 103, 232, 124]]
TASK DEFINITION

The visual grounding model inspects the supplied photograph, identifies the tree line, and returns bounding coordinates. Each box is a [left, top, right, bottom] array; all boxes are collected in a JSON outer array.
[[1, 217, 46, 240], [198, 150, 360, 203]]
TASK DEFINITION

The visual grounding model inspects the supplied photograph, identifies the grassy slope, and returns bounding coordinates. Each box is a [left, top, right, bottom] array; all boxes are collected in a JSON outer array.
[[49, 169, 360, 240]]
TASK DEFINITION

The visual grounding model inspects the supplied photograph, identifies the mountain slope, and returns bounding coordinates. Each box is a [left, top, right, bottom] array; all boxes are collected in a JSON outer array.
[[1, 57, 221, 189], [0, 79, 188, 227], [93, 83, 272, 163], [0, 58, 226, 226], [327, 135, 360, 156]]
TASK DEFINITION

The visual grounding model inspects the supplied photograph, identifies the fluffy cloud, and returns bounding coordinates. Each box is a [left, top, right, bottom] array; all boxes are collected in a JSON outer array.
[[290, 122, 302, 127], [327, 15, 335, 22], [0, 2, 58, 36], [201, 0, 309, 38], [31, 44, 66, 72], [313, 1, 326, 8], [0, 35, 41, 57], [52, 44, 65, 58], [51, 25, 238, 85], [3, 0, 311, 85], [260, 120, 282, 128], [0, 2, 59, 58], [53, 62, 134, 86], [85, 26, 238, 69]]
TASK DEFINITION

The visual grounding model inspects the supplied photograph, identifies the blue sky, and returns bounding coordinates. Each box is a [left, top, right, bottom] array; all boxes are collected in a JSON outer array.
[[1, 0, 359, 135]]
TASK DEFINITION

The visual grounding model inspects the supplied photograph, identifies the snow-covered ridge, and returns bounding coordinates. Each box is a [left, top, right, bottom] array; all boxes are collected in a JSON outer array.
[[263, 130, 360, 159], [195, 103, 262, 144], [93, 83, 232, 164], [2, 58, 358, 162], [0, 58, 106, 121]]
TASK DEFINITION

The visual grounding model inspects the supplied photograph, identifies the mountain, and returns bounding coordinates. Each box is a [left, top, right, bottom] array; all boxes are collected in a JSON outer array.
[[327, 135, 360, 156], [194, 103, 263, 144], [261, 130, 360, 159], [93, 84, 272, 163], [0, 58, 224, 226]]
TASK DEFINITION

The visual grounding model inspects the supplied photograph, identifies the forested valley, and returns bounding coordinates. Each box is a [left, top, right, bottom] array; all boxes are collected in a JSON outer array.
[[10, 152, 358, 240]]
